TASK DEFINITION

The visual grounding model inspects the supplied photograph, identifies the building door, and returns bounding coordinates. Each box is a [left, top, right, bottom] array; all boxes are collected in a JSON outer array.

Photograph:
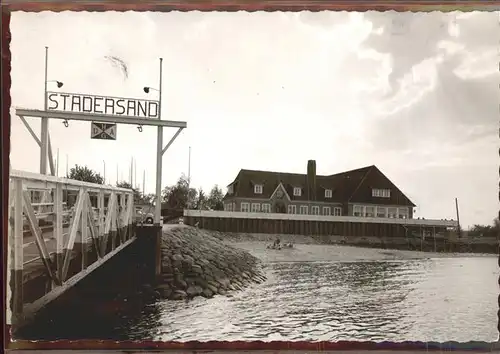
[[274, 201, 286, 214]]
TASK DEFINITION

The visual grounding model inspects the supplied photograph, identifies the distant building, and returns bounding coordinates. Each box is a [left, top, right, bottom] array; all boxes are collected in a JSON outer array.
[[223, 160, 416, 219]]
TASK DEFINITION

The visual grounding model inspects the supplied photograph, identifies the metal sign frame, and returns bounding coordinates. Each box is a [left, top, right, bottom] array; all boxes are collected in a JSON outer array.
[[16, 106, 186, 225], [17, 48, 186, 226]]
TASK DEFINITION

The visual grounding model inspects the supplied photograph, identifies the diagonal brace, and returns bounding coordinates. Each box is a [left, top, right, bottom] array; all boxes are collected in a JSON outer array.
[[61, 189, 85, 281], [23, 191, 60, 285], [19, 114, 55, 176], [85, 193, 101, 259], [161, 127, 184, 155]]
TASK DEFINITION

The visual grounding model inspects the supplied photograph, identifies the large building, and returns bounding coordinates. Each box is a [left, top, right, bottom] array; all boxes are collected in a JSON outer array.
[[223, 160, 416, 219]]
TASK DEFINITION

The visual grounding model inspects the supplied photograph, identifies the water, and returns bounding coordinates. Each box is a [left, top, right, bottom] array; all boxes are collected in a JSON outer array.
[[19, 243, 499, 342]]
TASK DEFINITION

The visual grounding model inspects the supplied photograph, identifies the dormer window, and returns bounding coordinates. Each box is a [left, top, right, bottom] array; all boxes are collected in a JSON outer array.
[[227, 185, 234, 194], [254, 184, 263, 194], [372, 188, 391, 198], [293, 187, 302, 196], [325, 189, 332, 198]]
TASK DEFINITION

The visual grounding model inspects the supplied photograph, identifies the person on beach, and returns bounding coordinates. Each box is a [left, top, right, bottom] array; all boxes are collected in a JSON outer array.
[[274, 237, 281, 247]]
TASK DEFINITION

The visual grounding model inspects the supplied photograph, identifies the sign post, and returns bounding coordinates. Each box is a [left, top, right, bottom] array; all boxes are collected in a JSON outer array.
[[41, 46, 49, 175], [155, 58, 163, 226]]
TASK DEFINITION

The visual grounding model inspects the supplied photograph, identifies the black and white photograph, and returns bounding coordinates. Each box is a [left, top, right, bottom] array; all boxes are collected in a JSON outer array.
[[6, 10, 499, 343]]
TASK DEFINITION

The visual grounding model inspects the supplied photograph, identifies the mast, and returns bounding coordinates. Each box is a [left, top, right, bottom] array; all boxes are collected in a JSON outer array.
[[455, 197, 461, 239]]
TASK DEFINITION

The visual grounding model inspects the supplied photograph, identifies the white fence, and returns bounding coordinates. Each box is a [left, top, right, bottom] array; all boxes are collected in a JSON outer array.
[[183, 209, 458, 228]]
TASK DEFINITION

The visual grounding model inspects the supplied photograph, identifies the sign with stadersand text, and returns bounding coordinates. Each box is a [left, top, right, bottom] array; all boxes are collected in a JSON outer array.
[[47, 92, 159, 119]]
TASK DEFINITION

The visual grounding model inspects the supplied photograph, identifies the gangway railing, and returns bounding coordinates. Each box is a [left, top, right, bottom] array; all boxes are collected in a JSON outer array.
[[8, 169, 135, 326]]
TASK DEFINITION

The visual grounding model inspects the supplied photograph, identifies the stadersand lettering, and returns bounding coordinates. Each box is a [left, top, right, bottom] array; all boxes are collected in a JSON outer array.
[[47, 92, 159, 119]]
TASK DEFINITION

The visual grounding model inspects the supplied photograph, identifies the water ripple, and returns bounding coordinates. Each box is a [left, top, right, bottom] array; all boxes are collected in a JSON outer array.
[[147, 245, 498, 342], [18, 243, 499, 342]]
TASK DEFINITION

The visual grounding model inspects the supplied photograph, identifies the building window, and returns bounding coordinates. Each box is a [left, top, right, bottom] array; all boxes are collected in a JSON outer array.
[[372, 188, 391, 198], [365, 206, 375, 217], [325, 189, 332, 198], [388, 207, 397, 218], [299, 205, 308, 215], [311, 206, 319, 215], [376, 207, 387, 218], [241, 202, 250, 212], [322, 206, 331, 215], [353, 205, 363, 217], [225, 203, 233, 211], [227, 185, 234, 194], [254, 184, 263, 194], [251, 203, 261, 213], [232, 202, 236, 211], [293, 187, 302, 196], [288, 205, 297, 214], [262, 203, 271, 213], [334, 207, 342, 216], [398, 207, 408, 219]]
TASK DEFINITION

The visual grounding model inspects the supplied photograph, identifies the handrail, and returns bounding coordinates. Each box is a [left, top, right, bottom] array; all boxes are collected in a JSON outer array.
[[10, 169, 132, 193]]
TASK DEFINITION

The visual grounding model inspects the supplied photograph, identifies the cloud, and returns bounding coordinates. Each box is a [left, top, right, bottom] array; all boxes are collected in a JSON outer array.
[[9, 11, 498, 228], [356, 11, 498, 152]]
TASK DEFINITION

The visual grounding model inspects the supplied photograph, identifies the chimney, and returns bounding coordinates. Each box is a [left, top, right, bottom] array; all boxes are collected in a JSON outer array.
[[307, 160, 317, 201]]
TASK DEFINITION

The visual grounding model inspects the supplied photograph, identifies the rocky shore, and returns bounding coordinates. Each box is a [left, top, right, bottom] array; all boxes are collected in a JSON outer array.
[[156, 226, 267, 300]]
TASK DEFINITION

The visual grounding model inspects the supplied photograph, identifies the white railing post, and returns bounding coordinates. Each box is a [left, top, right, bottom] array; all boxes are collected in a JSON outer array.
[[118, 193, 125, 244], [126, 193, 134, 240], [54, 182, 64, 285], [98, 190, 104, 249], [101, 192, 116, 255], [111, 193, 118, 250], [11, 178, 24, 323], [81, 188, 88, 270]]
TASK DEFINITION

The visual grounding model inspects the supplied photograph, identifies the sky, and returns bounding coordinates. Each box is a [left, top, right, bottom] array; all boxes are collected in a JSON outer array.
[[9, 11, 498, 228]]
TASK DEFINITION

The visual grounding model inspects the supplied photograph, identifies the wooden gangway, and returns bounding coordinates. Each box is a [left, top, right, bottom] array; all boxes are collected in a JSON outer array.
[[8, 170, 136, 328]]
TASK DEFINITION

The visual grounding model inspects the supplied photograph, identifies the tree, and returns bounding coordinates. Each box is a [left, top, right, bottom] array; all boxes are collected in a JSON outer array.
[[206, 185, 224, 211], [468, 217, 500, 238], [67, 165, 104, 184], [162, 174, 197, 210], [116, 181, 156, 205], [194, 188, 208, 210], [142, 193, 157, 205]]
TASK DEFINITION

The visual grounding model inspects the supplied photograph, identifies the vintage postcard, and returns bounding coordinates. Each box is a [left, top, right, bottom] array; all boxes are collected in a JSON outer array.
[[5, 7, 499, 349]]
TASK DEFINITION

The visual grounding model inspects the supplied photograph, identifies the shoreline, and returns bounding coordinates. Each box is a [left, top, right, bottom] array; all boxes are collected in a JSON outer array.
[[201, 229, 498, 256]]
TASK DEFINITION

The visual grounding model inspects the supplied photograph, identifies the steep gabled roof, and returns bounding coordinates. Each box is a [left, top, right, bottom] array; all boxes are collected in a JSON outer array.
[[225, 169, 309, 201], [223, 165, 376, 203], [348, 165, 416, 207]]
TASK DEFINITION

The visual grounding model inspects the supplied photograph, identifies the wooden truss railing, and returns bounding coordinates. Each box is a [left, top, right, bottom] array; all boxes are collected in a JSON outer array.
[[8, 169, 135, 325]]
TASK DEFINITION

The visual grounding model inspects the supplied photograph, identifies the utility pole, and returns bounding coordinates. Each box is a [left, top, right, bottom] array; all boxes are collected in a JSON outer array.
[[455, 197, 462, 239], [134, 158, 137, 189], [129, 157, 133, 186], [143, 169, 146, 197], [187, 146, 191, 209]]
